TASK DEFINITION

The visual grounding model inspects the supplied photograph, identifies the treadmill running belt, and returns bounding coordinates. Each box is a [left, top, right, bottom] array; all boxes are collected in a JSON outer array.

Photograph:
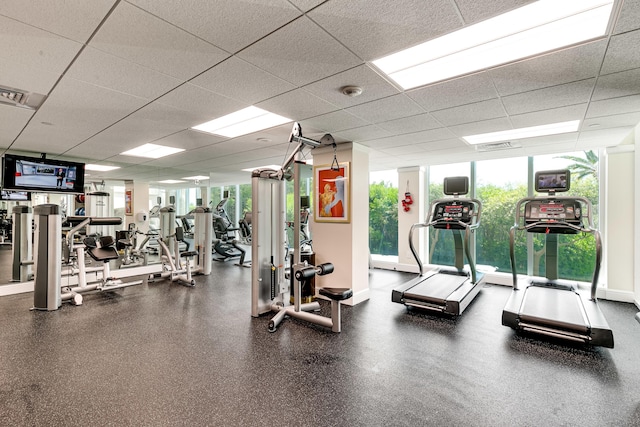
[[519, 286, 589, 334], [403, 274, 469, 304]]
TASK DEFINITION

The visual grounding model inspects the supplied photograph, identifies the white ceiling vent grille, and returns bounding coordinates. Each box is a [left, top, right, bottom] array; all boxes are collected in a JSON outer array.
[[0, 85, 46, 110], [475, 141, 522, 152]]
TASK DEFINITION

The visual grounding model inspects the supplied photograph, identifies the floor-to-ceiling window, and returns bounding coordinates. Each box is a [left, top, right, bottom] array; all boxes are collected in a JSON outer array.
[[475, 157, 528, 274], [369, 170, 399, 256], [531, 151, 599, 282]]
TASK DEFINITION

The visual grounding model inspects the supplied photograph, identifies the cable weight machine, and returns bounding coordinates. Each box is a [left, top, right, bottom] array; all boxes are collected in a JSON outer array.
[[251, 123, 352, 332]]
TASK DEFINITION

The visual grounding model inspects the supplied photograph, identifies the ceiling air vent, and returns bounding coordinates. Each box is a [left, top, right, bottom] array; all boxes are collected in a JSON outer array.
[[475, 141, 521, 152], [0, 85, 46, 110]]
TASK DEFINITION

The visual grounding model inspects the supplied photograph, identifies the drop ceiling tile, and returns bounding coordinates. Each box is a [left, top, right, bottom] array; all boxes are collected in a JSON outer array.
[[601, 29, 640, 75], [586, 93, 640, 118], [130, 102, 213, 130], [431, 99, 506, 127], [613, 0, 640, 34], [501, 79, 595, 116], [416, 138, 467, 152], [288, 0, 325, 11], [89, 2, 229, 81], [0, 61, 60, 96], [509, 104, 588, 129], [577, 127, 634, 148], [454, 0, 536, 24], [237, 16, 362, 87], [0, 0, 115, 42], [333, 125, 393, 142], [490, 41, 607, 97], [257, 88, 338, 122], [377, 113, 442, 135], [363, 128, 455, 149], [592, 68, 640, 101], [300, 111, 370, 133], [303, 65, 400, 108], [582, 111, 640, 130], [0, 15, 83, 77], [0, 105, 33, 148], [128, 0, 301, 53], [65, 47, 182, 100], [308, 0, 461, 60], [153, 130, 227, 151], [448, 117, 514, 138], [407, 72, 499, 112], [190, 57, 295, 105], [12, 77, 149, 155], [345, 94, 424, 123], [156, 83, 247, 122]]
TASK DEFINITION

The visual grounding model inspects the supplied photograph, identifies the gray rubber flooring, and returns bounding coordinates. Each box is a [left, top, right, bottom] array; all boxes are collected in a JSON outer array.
[[0, 265, 639, 426]]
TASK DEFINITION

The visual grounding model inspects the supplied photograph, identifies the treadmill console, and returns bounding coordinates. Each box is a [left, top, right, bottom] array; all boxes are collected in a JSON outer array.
[[432, 201, 475, 229], [524, 199, 582, 234]]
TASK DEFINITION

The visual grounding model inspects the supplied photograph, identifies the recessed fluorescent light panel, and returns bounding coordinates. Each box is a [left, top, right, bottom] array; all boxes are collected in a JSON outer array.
[[192, 106, 292, 138], [463, 120, 580, 145], [158, 180, 186, 184], [241, 164, 282, 172], [85, 164, 120, 172], [120, 143, 185, 159], [372, 0, 615, 89], [182, 175, 210, 180]]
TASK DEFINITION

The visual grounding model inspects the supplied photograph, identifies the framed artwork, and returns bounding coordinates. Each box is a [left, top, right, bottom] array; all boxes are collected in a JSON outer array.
[[314, 162, 350, 223], [125, 189, 133, 216]]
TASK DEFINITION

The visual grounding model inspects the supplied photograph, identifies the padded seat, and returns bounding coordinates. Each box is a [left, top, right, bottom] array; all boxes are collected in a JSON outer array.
[[180, 250, 198, 258], [319, 287, 353, 301]]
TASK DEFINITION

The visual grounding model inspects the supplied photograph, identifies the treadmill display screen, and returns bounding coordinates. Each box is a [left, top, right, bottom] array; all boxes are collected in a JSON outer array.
[[524, 199, 582, 233], [432, 201, 474, 229]]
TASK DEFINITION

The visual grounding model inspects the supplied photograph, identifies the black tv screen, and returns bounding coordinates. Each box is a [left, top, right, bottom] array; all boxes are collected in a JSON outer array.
[[535, 169, 570, 193], [0, 189, 31, 201], [443, 176, 469, 195], [2, 153, 85, 194]]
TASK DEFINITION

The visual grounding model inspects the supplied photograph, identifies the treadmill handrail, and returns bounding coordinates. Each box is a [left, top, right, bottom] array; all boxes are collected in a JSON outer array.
[[409, 196, 481, 283], [509, 195, 601, 300]]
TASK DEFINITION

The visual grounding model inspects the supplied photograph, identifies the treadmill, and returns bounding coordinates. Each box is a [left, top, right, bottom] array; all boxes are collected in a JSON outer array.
[[392, 176, 485, 315], [501, 169, 614, 348]]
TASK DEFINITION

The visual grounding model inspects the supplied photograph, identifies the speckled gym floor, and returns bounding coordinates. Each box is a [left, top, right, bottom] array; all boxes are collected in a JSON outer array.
[[1, 264, 639, 426]]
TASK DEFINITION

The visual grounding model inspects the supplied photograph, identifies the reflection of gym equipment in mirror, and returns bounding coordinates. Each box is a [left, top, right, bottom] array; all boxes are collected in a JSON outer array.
[[149, 206, 212, 287], [211, 198, 251, 265], [33, 209, 144, 311], [392, 176, 485, 316], [148, 226, 198, 287], [502, 169, 614, 348], [251, 122, 352, 333]]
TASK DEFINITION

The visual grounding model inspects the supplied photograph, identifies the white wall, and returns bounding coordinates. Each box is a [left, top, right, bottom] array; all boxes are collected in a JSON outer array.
[[604, 146, 635, 302], [311, 142, 370, 305]]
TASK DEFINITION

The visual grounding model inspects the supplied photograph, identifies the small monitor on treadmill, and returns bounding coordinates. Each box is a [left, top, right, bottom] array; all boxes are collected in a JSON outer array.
[[535, 169, 570, 193], [443, 176, 469, 195], [300, 195, 310, 209]]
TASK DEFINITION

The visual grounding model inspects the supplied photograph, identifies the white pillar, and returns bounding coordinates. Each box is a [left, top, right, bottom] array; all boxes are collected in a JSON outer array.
[[311, 142, 370, 306], [397, 167, 426, 269]]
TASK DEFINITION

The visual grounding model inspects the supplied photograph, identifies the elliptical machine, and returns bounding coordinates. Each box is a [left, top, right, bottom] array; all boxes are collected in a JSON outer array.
[[212, 198, 245, 261]]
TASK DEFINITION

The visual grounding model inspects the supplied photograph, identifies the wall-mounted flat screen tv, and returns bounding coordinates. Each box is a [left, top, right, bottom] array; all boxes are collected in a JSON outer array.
[[2, 153, 85, 194], [0, 189, 31, 201]]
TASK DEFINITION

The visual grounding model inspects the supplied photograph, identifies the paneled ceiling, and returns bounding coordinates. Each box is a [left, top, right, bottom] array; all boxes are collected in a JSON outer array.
[[1, 0, 639, 186]]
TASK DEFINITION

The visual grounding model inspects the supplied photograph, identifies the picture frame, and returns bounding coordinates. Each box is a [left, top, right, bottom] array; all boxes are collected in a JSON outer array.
[[125, 189, 133, 216], [314, 162, 350, 223]]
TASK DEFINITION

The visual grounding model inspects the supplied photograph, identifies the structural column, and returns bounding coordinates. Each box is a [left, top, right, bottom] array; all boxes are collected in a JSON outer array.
[[397, 167, 426, 271], [311, 142, 369, 305]]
